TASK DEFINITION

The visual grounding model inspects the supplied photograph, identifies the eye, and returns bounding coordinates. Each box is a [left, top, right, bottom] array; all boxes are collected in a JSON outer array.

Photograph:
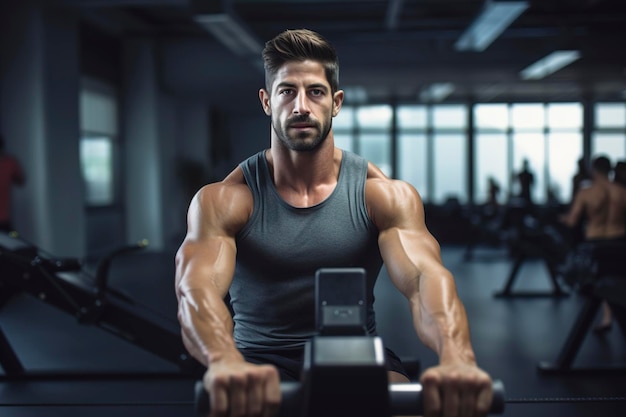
[[310, 89, 324, 96], [279, 88, 294, 96]]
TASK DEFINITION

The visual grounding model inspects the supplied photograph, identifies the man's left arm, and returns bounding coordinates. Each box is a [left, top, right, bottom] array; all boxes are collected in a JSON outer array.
[[368, 177, 492, 417]]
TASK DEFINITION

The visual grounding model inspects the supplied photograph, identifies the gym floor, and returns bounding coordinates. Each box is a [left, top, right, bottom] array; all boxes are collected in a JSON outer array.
[[1, 244, 625, 416]]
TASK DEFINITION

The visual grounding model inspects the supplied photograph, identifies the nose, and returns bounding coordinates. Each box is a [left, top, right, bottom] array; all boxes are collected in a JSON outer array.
[[293, 91, 311, 115]]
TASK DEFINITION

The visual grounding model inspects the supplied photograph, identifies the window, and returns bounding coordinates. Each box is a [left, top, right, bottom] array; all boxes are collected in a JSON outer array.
[[339, 100, 589, 207], [432, 105, 468, 203], [79, 78, 118, 206], [474, 104, 509, 204], [80, 137, 113, 205], [473, 102, 582, 205], [397, 106, 428, 199], [593, 103, 626, 162]]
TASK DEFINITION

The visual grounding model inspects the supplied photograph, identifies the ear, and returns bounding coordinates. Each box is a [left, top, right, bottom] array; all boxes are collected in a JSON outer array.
[[332, 89, 344, 117], [259, 88, 271, 116]]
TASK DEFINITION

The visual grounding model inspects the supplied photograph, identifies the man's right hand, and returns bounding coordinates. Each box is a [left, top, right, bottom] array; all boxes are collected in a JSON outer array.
[[203, 358, 282, 417]]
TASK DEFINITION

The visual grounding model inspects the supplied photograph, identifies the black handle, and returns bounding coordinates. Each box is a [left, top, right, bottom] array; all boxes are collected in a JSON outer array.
[[194, 379, 505, 416]]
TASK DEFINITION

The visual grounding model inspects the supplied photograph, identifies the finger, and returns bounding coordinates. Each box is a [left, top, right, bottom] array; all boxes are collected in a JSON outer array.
[[442, 380, 461, 417], [207, 381, 228, 417], [420, 374, 442, 417], [262, 366, 281, 417], [246, 372, 263, 416], [475, 383, 493, 416], [459, 386, 477, 417], [228, 374, 247, 417]]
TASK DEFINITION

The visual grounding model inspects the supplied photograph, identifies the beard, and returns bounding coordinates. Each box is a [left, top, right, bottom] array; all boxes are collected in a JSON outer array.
[[272, 114, 332, 152]]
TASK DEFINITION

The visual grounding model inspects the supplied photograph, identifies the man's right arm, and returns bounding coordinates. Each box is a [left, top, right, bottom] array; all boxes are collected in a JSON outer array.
[[175, 182, 242, 365], [175, 180, 281, 417]]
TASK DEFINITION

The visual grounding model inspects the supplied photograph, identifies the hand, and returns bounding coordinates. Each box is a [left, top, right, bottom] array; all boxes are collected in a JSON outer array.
[[420, 363, 493, 417], [202, 357, 281, 417]]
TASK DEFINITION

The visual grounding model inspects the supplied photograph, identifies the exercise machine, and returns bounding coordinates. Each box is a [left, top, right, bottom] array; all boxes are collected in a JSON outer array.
[[0, 231, 203, 380], [538, 240, 626, 374], [195, 268, 506, 416], [494, 211, 570, 298]]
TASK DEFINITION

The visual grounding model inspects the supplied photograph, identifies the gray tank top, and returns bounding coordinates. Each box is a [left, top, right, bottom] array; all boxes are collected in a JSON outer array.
[[232, 149, 383, 350]]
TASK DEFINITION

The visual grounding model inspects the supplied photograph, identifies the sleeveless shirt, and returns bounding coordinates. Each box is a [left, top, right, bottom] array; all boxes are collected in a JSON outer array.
[[232, 149, 383, 350]]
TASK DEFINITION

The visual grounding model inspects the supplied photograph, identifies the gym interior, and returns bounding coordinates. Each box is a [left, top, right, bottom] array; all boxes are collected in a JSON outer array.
[[1, 1, 626, 416]]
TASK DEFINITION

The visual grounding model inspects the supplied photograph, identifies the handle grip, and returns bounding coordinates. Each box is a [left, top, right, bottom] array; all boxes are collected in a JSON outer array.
[[194, 379, 505, 416]]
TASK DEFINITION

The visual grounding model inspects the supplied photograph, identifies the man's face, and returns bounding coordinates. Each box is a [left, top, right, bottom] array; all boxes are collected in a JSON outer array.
[[260, 60, 342, 152]]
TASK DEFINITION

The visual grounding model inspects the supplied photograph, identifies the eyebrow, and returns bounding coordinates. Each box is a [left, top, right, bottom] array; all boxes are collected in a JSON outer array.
[[275, 82, 329, 92]]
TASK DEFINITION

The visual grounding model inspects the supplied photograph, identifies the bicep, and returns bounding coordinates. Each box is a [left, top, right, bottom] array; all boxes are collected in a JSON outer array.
[[370, 180, 445, 296], [175, 184, 248, 300]]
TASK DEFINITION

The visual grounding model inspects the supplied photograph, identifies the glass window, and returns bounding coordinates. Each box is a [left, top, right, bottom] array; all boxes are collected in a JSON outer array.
[[547, 103, 582, 130], [358, 133, 391, 177], [398, 133, 428, 200], [334, 106, 354, 129], [80, 78, 118, 206], [433, 134, 467, 203], [474, 133, 508, 204], [595, 103, 626, 128], [356, 105, 392, 129], [547, 132, 582, 203], [334, 133, 354, 152], [397, 105, 427, 129], [474, 104, 508, 131], [511, 103, 544, 130], [80, 136, 114, 205], [432, 105, 467, 129], [80, 83, 118, 136], [592, 133, 626, 160]]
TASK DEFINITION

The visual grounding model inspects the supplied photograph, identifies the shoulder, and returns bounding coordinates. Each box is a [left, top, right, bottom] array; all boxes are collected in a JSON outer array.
[[365, 162, 423, 228], [190, 167, 253, 236]]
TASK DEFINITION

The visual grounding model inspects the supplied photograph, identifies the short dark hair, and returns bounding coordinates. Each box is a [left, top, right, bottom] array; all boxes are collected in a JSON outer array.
[[262, 29, 339, 94], [592, 155, 611, 175]]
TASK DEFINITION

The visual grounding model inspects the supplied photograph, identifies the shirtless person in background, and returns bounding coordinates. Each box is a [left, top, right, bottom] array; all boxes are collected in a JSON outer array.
[[561, 155, 626, 332]]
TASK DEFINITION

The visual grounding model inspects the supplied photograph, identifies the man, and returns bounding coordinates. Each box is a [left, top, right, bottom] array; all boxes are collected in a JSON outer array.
[[0, 134, 26, 232], [561, 155, 626, 332], [514, 158, 534, 205], [176, 29, 493, 417]]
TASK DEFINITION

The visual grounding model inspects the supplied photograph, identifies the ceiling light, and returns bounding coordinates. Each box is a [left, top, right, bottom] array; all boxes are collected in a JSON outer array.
[[194, 13, 263, 59], [519, 50, 581, 80], [455, 1, 529, 52], [419, 83, 455, 102]]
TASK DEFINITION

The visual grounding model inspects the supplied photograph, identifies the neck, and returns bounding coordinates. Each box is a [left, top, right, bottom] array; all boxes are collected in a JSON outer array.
[[266, 138, 341, 207]]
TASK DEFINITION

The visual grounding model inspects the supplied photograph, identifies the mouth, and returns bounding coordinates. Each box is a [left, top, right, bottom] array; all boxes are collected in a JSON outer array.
[[289, 123, 315, 130]]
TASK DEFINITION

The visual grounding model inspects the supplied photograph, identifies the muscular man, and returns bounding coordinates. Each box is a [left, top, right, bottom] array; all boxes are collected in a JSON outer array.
[[176, 29, 493, 417], [562, 155, 626, 332]]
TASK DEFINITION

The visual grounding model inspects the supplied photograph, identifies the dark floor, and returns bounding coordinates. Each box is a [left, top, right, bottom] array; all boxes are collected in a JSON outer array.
[[1, 241, 625, 416]]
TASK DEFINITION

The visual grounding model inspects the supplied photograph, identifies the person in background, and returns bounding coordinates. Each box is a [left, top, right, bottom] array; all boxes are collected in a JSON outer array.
[[0, 133, 26, 232], [175, 28, 493, 417], [614, 160, 626, 189], [571, 157, 591, 203], [561, 155, 626, 333], [513, 158, 535, 206]]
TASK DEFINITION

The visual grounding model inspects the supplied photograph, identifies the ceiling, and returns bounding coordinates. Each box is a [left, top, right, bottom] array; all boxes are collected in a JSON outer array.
[[65, 0, 626, 103]]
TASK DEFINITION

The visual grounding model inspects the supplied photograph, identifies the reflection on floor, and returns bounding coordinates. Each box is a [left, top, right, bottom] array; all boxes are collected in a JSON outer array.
[[1, 245, 625, 416]]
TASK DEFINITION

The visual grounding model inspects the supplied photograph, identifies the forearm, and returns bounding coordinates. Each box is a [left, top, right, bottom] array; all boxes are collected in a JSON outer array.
[[178, 287, 242, 366], [412, 271, 477, 366], [175, 235, 242, 367]]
